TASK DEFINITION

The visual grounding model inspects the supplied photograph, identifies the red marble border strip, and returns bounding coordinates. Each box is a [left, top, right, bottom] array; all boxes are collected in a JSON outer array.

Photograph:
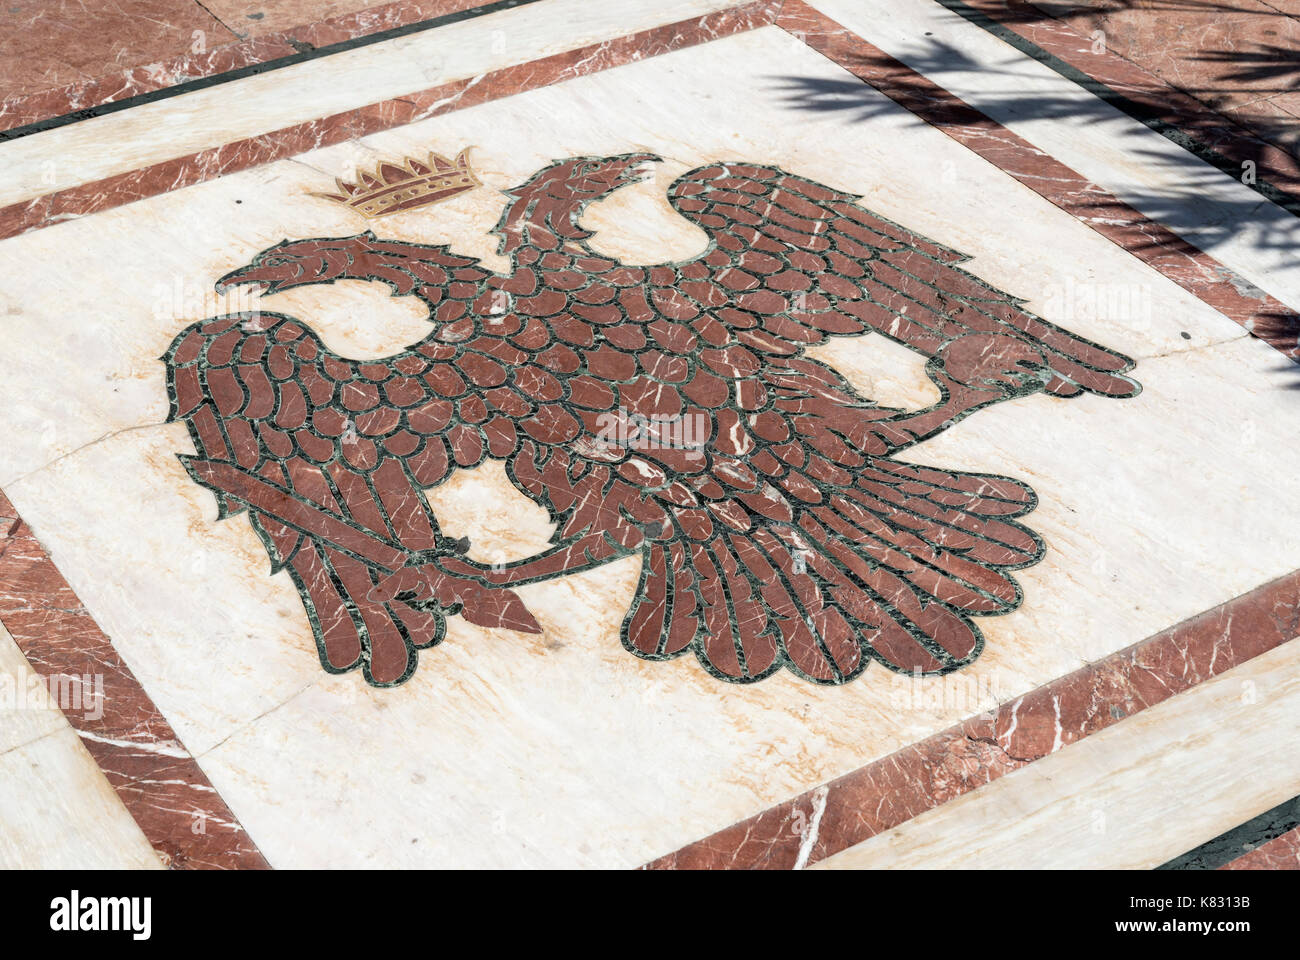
[[776, 0, 1300, 363], [646, 569, 1300, 869], [957, 0, 1300, 202], [1220, 825, 1300, 870], [0, 0, 488, 134], [0, 0, 780, 242], [0, 490, 269, 869]]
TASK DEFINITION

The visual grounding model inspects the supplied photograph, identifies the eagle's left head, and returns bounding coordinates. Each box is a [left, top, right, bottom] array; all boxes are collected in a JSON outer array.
[[493, 153, 661, 255], [506, 153, 661, 204], [214, 233, 375, 295]]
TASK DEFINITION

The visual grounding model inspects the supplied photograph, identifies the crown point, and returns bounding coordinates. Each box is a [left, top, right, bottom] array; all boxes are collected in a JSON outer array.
[[312, 146, 482, 219]]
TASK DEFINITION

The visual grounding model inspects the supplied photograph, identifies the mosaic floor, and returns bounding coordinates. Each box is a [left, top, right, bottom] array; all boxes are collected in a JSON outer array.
[[0, 0, 1297, 870]]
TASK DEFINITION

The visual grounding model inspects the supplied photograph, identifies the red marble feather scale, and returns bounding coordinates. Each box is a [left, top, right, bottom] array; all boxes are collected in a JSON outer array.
[[163, 155, 1139, 686]]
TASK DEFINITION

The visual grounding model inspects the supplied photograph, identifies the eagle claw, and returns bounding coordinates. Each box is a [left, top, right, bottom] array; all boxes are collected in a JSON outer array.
[[937, 333, 1050, 397], [368, 557, 542, 635]]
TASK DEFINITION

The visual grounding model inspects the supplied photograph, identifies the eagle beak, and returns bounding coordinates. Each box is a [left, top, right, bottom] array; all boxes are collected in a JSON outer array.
[[620, 153, 662, 183], [215, 259, 295, 295]]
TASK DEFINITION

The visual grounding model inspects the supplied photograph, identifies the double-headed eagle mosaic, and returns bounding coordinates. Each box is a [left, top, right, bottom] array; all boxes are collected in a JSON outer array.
[[165, 152, 1138, 686]]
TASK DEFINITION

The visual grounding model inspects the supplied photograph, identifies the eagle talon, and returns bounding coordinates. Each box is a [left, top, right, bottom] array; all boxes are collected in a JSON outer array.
[[369, 558, 542, 635]]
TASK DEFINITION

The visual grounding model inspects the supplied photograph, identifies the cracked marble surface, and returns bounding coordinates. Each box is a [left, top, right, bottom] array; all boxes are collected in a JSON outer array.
[[1, 26, 1297, 867]]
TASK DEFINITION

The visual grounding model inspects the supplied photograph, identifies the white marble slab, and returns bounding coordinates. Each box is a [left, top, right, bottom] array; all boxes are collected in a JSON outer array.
[[0, 625, 162, 869]]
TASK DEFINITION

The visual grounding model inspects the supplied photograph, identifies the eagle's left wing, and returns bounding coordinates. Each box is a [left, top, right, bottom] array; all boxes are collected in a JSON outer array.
[[664, 162, 1139, 399]]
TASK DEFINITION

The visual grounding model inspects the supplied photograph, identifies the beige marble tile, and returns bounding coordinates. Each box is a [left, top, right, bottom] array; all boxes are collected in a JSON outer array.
[[0, 625, 162, 869], [816, 637, 1300, 869]]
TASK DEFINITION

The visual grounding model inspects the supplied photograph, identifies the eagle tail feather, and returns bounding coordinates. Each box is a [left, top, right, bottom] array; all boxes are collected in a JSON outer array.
[[621, 459, 1042, 683]]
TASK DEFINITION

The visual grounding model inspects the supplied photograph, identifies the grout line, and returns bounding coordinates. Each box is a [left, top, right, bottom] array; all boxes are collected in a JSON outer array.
[[0, 725, 66, 763], [2, 420, 170, 491], [776, 0, 1300, 367], [191, 0, 244, 42], [191, 0, 242, 39]]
